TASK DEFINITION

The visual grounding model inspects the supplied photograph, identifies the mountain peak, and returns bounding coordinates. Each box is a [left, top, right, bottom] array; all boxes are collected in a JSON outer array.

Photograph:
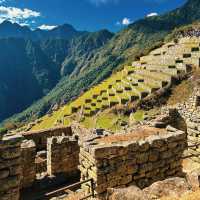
[[0, 21, 85, 40], [61, 23, 76, 30], [0, 20, 21, 28], [1, 20, 12, 25], [50, 23, 77, 33]]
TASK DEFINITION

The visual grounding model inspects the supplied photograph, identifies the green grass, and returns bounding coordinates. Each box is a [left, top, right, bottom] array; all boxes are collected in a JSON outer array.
[[81, 111, 129, 132], [0, 127, 7, 135], [96, 112, 128, 131], [81, 117, 95, 128], [28, 34, 194, 131], [29, 62, 172, 131], [130, 110, 145, 122]]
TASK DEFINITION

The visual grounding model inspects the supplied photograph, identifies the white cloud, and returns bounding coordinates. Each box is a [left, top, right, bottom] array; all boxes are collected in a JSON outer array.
[[89, 0, 119, 6], [20, 22, 29, 27], [116, 17, 132, 26], [122, 17, 131, 25], [38, 24, 57, 30], [146, 12, 158, 17], [0, 6, 41, 24]]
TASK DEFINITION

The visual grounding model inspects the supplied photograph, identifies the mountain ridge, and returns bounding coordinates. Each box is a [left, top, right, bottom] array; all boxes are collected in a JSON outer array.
[[0, 20, 88, 41], [2, 0, 200, 127], [0, 29, 114, 122]]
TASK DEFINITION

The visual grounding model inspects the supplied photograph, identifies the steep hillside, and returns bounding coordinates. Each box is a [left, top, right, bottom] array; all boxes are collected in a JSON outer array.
[[30, 36, 200, 131], [6, 0, 200, 127], [0, 30, 113, 123], [0, 38, 59, 122], [61, 29, 114, 76]]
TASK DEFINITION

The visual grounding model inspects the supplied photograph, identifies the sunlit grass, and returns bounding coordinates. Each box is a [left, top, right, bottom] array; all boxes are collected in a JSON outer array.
[[130, 110, 145, 122], [81, 112, 129, 132], [29, 63, 173, 131]]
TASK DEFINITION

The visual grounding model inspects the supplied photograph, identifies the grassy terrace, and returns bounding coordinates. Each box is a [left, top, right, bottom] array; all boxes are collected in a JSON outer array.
[[30, 39, 199, 131], [31, 66, 174, 130]]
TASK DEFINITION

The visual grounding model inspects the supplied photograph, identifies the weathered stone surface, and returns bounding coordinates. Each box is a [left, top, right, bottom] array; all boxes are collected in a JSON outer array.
[[1, 147, 21, 159], [136, 152, 149, 164], [79, 126, 186, 196], [0, 176, 21, 192], [128, 142, 139, 152], [0, 169, 9, 179], [186, 168, 200, 190], [21, 126, 72, 150], [108, 186, 148, 200], [138, 141, 150, 152], [0, 134, 22, 200], [47, 136, 80, 177], [21, 139, 36, 188], [149, 150, 159, 162], [0, 134, 22, 148], [143, 177, 191, 199]]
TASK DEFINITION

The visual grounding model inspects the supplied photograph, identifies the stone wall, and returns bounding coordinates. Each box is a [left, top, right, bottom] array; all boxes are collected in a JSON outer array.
[[21, 126, 73, 150], [176, 87, 200, 163], [0, 134, 22, 200], [35, 151, 47, 174], [21, 140, 36, 188], [79, 128, 186, 197], [47, 136, 80, 177]]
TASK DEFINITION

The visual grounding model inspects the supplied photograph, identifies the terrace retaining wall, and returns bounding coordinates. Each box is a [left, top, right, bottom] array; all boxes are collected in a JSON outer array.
[[175, 87, 200, 163], [79, 128, 187, 198], [0, 134, 23, 200], [157, 87, 200, 163]]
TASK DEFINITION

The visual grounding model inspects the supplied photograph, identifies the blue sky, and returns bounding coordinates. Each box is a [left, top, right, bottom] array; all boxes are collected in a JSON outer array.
[[0, 0, 187, 32]]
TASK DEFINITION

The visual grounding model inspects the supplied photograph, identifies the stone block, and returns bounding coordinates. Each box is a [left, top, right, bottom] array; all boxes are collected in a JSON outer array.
[[1, 147, 21, 159], [0, 176, 20, 192], [9, 165, 21, 176], [95, 183, 108, 194], [139, 163, 153, 174], [136, 152, 149, 164], [91, 145, 122, 159], [149, 150, 159, 162], [0, 169, 9, 179], [161, 151, 172, 159], [138, 140, 150, 152], [127, 165, 138, 175], [120, 175, 132, 185], [127, 142, 139, 152]]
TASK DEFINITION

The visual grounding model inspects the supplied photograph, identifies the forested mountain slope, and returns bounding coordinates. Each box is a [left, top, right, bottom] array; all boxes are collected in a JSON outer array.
[[0, 26, 113, 122], [3, 0, 200, 126]]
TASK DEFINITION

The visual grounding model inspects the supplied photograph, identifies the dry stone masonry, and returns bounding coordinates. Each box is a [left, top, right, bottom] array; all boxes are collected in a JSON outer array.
[[157, 87, 200, 163], [0, 126, 79, 200], [20, 139, 36, 188], [0, 134, 23, 200], [79, 127, 187, 197], [21, 126, 73, 150], [47, 136, 80, 178], [35, 150, 47, 174], [2, 36, 200, 199], [174, 87, 200, 163]]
